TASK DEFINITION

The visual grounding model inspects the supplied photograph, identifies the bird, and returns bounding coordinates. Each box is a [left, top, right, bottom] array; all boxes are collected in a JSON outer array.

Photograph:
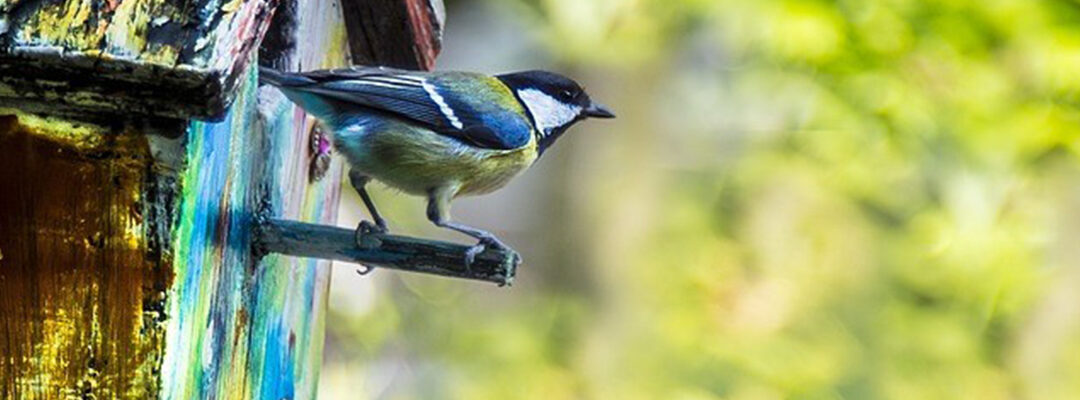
[[258, 65, 615, 266]]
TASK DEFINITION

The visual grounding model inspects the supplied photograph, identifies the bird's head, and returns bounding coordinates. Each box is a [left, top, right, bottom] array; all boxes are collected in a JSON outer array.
[[496, 70, 614, 153]]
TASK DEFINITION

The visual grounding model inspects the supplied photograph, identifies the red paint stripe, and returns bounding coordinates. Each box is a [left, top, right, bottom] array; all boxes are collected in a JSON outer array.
[[404, 0, 440, 71]]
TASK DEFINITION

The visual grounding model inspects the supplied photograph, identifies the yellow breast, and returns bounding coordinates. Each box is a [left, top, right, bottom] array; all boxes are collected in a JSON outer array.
[[335, 120, 538, 197], [456, 143, 538, 196]]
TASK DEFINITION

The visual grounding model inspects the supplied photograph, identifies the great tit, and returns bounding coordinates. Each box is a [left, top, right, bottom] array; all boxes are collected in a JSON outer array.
[[259, 65, 614, 266]]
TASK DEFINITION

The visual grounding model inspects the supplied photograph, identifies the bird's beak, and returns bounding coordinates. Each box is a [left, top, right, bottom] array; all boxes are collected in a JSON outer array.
[[584, 102, 616, 119]]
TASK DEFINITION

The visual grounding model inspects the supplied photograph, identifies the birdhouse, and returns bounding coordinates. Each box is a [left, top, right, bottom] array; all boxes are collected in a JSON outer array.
[[0, 0, 446, 398]]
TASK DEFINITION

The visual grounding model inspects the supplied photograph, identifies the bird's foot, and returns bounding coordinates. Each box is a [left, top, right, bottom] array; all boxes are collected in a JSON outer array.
[[463, 236, 521, 273], [355, 264, 374, 276], [352, 220, 389, 275], [357, 219, 388, 235], [354, 220, 388, 248]]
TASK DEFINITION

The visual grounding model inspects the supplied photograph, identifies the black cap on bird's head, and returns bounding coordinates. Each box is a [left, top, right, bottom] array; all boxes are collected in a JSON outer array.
[[497, 70, 614, 153]]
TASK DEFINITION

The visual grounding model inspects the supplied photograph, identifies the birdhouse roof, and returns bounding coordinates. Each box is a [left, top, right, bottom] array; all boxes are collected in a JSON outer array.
[[0, 0, 442, 121], [0, 0, 282, 121]]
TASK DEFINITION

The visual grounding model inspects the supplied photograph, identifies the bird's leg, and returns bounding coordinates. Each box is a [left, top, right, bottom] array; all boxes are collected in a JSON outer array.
[[349, 171, 389, 250], [426, 188, 519, 270], [349, 171, 389, 232]]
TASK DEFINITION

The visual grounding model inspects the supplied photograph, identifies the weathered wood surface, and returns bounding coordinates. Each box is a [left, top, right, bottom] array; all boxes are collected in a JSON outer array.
[[0, 0, 447, 397], [0, 0, 278, 120], [341, 0, 443, 70], [0, 115, 176, 399], [156, 0, 348, 397], [0, 0, 348, 397], [259, 219, 518, 285]]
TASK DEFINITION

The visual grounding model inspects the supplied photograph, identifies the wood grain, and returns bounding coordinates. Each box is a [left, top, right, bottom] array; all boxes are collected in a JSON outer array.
[[340, 0, 442, 70], [0, 116, 173, 399], [0, 0, 280, 120]]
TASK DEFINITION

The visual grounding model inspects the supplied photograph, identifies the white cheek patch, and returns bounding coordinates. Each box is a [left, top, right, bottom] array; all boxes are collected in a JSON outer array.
[[517, 88, 581, 136]]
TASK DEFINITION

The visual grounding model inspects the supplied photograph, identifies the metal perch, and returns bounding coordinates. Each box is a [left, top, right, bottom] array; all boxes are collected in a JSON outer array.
[[257, 218, 519, 286]]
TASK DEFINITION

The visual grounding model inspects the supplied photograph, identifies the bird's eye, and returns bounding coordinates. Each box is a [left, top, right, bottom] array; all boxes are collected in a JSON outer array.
[[560, 90, 574, 100]]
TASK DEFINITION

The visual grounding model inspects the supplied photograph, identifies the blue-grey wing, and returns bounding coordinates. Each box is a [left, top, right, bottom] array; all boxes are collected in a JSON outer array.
[[269, 67, 533, 150]]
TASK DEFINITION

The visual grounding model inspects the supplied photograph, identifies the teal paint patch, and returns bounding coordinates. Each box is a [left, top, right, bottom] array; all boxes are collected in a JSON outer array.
[[160, 61, 342, 399]]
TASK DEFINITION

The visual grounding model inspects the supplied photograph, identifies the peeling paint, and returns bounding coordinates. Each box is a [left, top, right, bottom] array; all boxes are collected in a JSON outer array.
[[158, 0, 349, 393], [5, 0, 275, 68], [0, 115, 173, 399], [104, 0, 157, 58], [0, 108, 106, 150], [222, 0, 243, 13], [17, 0, 102, 50], [2, 0, 353, 397], [160, 66, 343, 400], [0, 0, 280, 119]]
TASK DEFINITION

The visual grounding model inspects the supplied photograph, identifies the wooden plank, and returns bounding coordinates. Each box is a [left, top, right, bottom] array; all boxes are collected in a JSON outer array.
[[157, 0, 348, 397], [0, 0, 446, 397], [340, 0, 442, 70], [0, 114, 176, 399], [0, 0, 279, 120]]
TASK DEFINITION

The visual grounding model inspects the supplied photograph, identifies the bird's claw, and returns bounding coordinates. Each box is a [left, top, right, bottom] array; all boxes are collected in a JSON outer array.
[[463, 244, 483, 272], [462, 237, 519, 273], [352, 221, 387, 275], [354, 220, 388, 249], [360, 220, 388, 235]]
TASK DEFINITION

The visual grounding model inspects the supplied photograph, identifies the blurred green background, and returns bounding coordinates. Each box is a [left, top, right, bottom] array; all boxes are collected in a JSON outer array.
[[319, 0, 1080, 398]]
